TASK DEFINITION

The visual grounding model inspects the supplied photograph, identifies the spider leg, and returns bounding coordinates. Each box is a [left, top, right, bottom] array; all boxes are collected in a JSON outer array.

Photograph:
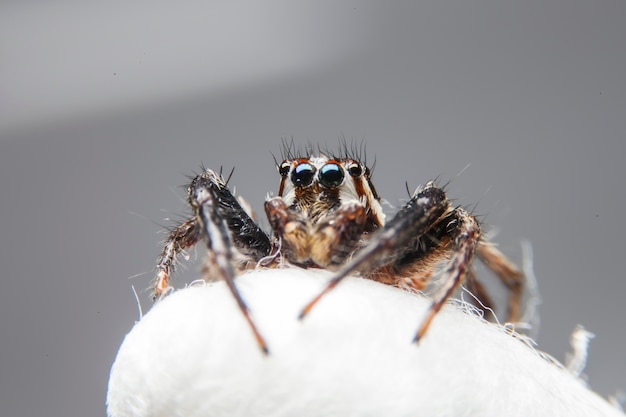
[[192, 173, 269, 355], [154, 218, 200, 299], [476, 241, 524, 323], [195, 171, 272, 264], [413, 208, 480, 343], [154, 169, 272, 299], [299, 182, 450, 319]]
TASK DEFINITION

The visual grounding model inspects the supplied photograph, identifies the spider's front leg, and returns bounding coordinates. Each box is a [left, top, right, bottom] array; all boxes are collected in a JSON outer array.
[[190, 171, 270, 354], [154, 170, 273, 299], [298, 181, 484, 342], [299, 182, 452, 319], [155, 169, 272, 354]]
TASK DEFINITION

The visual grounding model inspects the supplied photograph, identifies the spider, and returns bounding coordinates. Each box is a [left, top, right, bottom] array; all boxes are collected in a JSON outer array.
[[154, 145, 524, 354]]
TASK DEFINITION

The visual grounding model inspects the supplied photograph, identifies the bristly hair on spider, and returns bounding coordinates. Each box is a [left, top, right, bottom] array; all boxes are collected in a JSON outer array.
[[278, 138, 376, 174], [154, 142, 524, 353]]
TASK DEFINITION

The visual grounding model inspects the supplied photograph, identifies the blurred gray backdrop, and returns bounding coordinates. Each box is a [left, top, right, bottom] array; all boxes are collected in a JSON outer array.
[[1, 2, 624, 416]]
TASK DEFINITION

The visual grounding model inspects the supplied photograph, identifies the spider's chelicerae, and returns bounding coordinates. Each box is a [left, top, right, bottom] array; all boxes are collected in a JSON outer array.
[[154, 146, 524, 354]]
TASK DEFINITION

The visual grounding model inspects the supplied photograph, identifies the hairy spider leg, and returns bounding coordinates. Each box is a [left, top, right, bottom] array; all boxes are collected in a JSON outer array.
[[475, 241, 524, 323], [413, 208, 480, 343], [154, 170, 273, 299], [192, 176, 269, 355], [154, 218, 200, 299], [298, 182, 450, 320]]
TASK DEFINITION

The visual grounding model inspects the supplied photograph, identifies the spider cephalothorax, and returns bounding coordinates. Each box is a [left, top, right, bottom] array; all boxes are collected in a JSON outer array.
[[154, 147, 524, 354]]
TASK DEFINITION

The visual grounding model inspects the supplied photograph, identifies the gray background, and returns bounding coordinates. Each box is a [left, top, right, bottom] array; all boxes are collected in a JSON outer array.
[[1, 1, 625, 416]]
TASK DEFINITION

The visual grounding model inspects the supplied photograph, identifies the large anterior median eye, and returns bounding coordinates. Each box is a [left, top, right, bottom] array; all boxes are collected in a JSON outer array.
[[291, 162, 316, 187], [319, 163, 345, 188]]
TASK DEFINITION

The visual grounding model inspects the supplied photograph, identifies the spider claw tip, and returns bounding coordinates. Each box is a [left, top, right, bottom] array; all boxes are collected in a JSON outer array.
[[297, 308, 309, 321]]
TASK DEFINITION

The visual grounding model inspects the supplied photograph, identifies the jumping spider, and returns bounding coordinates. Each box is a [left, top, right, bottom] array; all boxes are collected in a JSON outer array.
[[155, 146, 524, 354]]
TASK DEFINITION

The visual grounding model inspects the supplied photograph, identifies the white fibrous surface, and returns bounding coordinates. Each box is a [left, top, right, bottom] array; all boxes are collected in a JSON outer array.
[[107, 268, 623, 417]]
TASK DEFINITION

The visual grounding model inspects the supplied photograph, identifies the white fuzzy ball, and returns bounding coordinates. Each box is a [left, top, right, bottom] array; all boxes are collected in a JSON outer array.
[[107, 269, 623, 417]]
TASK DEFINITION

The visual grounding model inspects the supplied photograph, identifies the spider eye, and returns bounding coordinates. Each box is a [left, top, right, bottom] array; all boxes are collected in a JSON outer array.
[[348, 163, 362, 177], [291, 162, 316, 187], [319, 163, 344, 188], [278, 161, 291, 177]]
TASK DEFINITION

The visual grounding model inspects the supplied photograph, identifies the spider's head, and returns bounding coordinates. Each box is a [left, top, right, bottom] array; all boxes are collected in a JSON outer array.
[[275, 154, 385, 228]]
